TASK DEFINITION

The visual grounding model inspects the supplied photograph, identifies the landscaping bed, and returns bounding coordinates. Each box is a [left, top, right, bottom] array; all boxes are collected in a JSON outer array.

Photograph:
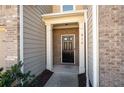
[[30, 69, 53, 87], [78, 73, 86, 87]]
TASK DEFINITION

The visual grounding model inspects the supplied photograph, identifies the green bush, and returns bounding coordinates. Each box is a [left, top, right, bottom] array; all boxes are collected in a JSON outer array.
[[0, 61, 34, 87]]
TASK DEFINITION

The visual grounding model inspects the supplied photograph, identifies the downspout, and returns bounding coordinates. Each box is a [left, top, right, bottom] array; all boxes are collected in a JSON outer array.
[[92, 5, 99, 87]]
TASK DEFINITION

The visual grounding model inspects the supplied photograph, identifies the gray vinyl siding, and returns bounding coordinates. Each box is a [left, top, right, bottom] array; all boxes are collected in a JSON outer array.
[[87, 6, 93, 85], [23, 5, 52, 76]]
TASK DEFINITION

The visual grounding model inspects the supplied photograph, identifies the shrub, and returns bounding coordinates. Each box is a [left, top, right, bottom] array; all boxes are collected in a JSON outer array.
[[0, 61, 34, 87]]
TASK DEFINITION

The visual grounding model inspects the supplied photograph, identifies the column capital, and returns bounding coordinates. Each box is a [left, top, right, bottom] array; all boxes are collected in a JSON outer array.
[[46, 23, 53, 27], [46, 24, 53, 32]]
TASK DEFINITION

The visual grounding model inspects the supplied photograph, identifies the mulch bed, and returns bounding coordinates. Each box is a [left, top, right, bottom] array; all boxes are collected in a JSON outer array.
[[30, 69, 53, 87], [78, 73, 86, 87]]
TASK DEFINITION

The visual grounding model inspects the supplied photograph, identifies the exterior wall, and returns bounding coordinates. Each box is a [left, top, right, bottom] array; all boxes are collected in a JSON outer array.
[[82, 5, 90, 10], [76, 5, 83, 10], [52, 5, 60, 13], [0, 5, 19, 71], [87, 6, 93, 86], [52, 5, 83, 13], [99, 5, 124, 87], [23, 5, 52, 76], [53, 28, 79, 65]]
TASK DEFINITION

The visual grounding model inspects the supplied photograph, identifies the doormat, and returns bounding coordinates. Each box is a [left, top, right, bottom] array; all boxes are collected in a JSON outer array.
[[30, 69, 53, 87], [78, 73, 86, 87]]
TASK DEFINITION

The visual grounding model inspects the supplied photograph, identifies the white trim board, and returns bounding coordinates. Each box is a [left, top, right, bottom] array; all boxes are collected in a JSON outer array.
[[92, 5, 99, 87], [19, 5, 24, 73]]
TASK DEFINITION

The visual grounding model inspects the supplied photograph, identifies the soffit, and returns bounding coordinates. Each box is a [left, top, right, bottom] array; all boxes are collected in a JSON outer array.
[[53, 22, 78, 29], [42, 10, 84, 24]]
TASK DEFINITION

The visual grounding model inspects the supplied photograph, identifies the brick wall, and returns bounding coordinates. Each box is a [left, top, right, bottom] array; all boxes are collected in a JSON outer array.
[[0, 6, 19, 71], [53, 28, 79, 65], [99, 5, 124, 86]]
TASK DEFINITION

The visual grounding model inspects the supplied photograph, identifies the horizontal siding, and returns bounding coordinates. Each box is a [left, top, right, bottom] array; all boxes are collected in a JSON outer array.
[[87, 6, 93, 86], [23, 5, 52, 76]]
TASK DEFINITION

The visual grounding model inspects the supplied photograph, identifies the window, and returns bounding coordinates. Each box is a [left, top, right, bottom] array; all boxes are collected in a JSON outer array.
[[62, 5, 74, 12]]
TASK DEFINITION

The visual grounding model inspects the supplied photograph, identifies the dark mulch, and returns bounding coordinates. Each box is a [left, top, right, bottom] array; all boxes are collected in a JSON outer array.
[[78, 73, 86, 87], [30, 69, 53, 87]]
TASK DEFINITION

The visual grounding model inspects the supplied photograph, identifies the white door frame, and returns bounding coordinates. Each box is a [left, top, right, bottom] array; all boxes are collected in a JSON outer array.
[[61, 34, 75, 64]]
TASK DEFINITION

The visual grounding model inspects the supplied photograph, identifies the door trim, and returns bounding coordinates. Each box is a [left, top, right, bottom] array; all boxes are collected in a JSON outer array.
[[61, 34, 75, 64]]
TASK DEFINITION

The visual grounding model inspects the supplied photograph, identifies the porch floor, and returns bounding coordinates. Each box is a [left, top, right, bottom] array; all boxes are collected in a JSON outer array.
[[44, 65, 78, 87]]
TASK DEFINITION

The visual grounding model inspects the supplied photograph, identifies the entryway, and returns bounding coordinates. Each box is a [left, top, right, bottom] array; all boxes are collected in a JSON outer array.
[[42, 11, 85, 73], [44, 65, 78, 87]]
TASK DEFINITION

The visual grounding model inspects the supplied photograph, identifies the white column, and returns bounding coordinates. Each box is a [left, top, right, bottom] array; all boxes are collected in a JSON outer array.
[[92, 5, 99, 87], [46, 24, 53, 71], [79, 21, 85, 74]]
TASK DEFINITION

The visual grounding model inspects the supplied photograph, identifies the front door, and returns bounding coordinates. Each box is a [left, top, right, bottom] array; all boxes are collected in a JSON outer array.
[[61, 35, 75, 64]]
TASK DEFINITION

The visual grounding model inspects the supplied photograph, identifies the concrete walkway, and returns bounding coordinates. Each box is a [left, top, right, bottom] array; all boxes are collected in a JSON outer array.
[[44, 65, 78, 87]]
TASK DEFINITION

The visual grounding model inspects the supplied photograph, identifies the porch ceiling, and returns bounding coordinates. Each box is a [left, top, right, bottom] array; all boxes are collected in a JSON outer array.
[[42, 10, 84, 25], [53, 22, 79, 29]]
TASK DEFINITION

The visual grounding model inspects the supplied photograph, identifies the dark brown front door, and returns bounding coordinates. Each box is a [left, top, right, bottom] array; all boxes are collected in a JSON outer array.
[[62, 35, 74, 64]]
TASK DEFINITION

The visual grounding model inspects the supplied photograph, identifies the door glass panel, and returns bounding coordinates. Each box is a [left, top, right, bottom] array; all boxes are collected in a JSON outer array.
[[64, 37, 67, 41], [70, 37, 73, 40]]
